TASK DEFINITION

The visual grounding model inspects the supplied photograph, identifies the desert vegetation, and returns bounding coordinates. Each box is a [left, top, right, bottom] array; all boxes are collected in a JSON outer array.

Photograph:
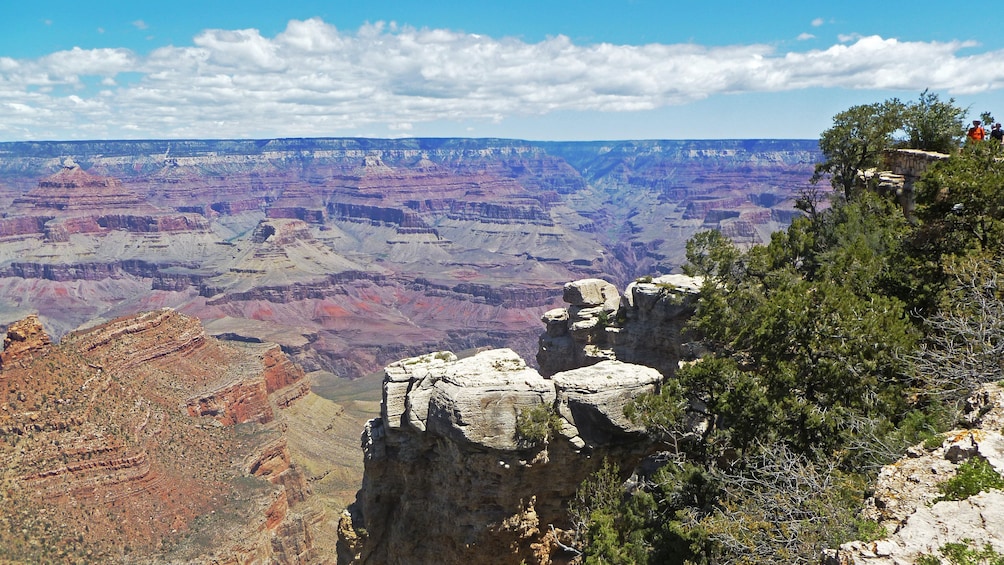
[[569, 92, 1004, 563]]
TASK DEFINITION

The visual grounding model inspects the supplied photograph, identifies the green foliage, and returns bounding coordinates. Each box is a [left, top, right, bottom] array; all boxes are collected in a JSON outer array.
[[937, 457, 1004, 502], [940, 539, 1004, 565], [924, 432, 948, 451], [814, 98, 906, 200], [814, 91, 966, 200], [570, 92, 998, 564], [682, 229, 742, 282], [914, 142, 1004, 259], [680, 194, 920, 457], [918, 538, 1004, 565], [514, 402, 562, 447], [854, 519, 888, 543], [903, 90, 967, 154]]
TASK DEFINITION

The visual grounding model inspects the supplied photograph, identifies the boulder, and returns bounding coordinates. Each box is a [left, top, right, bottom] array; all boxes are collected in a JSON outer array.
[[551, 360, 662, 447], [562, 278, 619, 310], [424, 349, 555, 450]]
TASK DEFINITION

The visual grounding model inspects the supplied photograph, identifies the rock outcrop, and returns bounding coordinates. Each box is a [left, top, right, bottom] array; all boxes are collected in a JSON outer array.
[[0, 314, 51, 369], [339, 348, 662, 565], [824, 383, 1004, 564], [538, 275, 703, 377]]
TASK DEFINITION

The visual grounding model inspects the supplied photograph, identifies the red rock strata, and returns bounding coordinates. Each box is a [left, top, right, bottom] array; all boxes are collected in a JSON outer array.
[[0, 314, 50, 369], [0, 311, 313, 563]]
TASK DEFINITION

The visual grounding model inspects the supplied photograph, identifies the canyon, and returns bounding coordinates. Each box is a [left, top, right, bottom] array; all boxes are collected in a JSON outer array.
[[0, 309, 323, 562], [0, 137, 820, 563], [0, 138, 818, 382]]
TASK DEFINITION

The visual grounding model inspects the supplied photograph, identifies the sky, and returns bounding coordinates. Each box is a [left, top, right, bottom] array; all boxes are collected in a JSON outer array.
[[2, 0, 1004, 142]]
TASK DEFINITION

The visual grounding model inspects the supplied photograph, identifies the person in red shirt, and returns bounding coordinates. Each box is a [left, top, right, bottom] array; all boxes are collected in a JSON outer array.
[[968, 120, 986, 141]]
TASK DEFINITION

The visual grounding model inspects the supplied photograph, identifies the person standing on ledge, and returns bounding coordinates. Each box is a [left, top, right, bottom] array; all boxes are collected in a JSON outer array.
[[968, 119, 987, 141], [991, 123, 1004, 143]]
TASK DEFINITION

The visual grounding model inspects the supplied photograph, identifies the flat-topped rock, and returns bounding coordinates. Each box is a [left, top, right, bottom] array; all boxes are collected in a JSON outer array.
[[551, 360, 662, 445], [562, 278, 619, 309]]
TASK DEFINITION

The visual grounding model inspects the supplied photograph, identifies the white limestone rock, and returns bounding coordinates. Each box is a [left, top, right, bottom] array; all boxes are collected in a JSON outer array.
[[563, 278, 619, 310], [828, 384, 1004, 564], [551, 360, 662, 446], [423, 349, 556, 450], [381, 351, 457, 431]]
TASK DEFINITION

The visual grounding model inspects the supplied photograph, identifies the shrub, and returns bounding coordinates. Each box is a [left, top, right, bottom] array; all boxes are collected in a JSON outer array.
[[515, 403, 562, 447], [917, 538, 1004, 565], [937, 457, 1004, 502]]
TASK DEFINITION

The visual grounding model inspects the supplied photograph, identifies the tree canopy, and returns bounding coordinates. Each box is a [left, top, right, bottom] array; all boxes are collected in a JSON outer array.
[[813, 91, 967, 200], [569, 90, 1004, 564]]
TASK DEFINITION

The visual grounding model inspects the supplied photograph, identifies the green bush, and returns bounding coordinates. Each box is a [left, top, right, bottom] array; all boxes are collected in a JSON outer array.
[[515, 403, 562, 447], [917, 538, 1004, 565], [937, 457, 1004, 502]]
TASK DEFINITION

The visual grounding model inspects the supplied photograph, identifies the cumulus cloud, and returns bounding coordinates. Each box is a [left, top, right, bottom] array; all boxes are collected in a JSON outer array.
[[812, 18, 825, 27], [1, 17, 1004, 139], [797, 33, 815, 41]]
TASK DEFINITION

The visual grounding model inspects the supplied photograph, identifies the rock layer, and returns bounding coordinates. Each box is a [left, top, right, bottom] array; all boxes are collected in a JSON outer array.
[[0, 311, 314, 564], [0, 138, 818, 380], [339, 347, 661, 565]]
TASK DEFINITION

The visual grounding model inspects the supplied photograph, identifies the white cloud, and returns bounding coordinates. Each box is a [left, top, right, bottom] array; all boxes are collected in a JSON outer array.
[[1, 18, 1004, 140], [811, 18, 825, 27], [132, 20, 148, 31], [797, 33, 815, 41]]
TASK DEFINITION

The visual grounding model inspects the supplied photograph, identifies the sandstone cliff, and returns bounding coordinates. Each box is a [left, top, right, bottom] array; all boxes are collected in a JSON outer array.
[[0, 310, 315, 563], [336, 276, 704, 565]]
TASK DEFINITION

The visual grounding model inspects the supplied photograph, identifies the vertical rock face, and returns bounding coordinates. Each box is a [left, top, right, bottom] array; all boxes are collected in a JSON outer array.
[[537, 274, 703, 377], [339, 348, 662, 565]]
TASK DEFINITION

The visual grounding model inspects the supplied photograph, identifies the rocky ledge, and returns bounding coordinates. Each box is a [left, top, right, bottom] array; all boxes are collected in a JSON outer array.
[[338, 348, 662, 565], [824, 383, 1004, 564], [537, 275, 703, 377]]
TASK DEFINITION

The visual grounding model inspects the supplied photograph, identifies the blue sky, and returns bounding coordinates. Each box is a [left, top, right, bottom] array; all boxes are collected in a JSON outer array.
[[2, 0, 1003, 141]]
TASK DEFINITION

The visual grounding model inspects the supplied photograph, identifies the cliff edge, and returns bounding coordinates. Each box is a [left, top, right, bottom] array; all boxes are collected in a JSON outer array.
[[337, 276, 702, 565]]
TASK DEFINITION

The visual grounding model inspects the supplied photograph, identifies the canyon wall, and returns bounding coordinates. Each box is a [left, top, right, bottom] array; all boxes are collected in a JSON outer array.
[[0, 310, 315, 563], [0, 138, 818, 380]]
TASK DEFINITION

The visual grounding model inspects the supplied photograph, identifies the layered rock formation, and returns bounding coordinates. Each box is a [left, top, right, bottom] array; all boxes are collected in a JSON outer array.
[[336, 274, 708, 564], [824, 383, 1004, 564], [0, 138, 818, 380], [538, 275, 702, 378], [338, 348, 662, 565], [0, 313, 50, 369], [0, 311, 316, 563]]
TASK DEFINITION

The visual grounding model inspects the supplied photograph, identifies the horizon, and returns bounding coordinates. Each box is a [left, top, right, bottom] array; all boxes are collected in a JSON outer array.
[[3, 1, 1004, 142], [0, 135, 821, 144]]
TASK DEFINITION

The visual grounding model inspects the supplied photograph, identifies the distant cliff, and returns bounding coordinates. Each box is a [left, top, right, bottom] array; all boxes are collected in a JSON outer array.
[[0, 137, 818, 380]]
